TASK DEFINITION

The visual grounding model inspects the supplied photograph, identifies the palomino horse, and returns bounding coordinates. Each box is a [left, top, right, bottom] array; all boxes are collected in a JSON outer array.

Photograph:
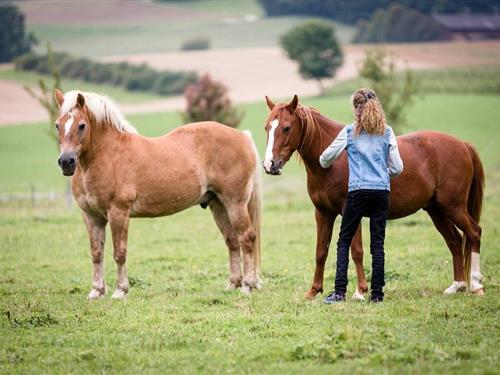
[[54, 89, 262, 299], [263, 95, 485, 299]]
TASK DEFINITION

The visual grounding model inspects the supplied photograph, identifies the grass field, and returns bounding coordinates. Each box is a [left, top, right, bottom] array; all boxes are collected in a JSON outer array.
[[0, 93, 499, 373], [329, 65, 500, 97], [22, 0, 354, 57], [0, 69, 163, 104]]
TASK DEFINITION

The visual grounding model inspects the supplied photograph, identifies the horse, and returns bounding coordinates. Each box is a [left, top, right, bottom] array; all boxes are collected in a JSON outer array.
[[53, 89, 262, 299], [262, 95, 485, 299]]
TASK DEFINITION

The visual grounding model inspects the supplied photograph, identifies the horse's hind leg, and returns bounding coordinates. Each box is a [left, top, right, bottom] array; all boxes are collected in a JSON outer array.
[[224, 202, 258, 294], [209, 198, 242, 290], [426, 207, 467, 295], [351, 224, 369, 300], [83, 213, 107, 299], [108, 206, 131, 299], [447, 208, 483, 294]]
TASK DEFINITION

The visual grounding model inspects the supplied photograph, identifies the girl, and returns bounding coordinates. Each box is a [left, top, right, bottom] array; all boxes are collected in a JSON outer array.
[[319, 88, 403, 303]]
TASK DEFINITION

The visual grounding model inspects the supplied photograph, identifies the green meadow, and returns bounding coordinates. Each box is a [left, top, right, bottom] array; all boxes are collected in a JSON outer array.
[[0, 69, 163, 104], [24, 0, 355, 57], [0, 92, 499, 373]]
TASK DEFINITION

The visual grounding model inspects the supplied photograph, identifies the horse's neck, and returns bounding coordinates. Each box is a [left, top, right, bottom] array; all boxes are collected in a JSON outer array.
[[79, 125, 133, 171], [298, 112, 345, 173]]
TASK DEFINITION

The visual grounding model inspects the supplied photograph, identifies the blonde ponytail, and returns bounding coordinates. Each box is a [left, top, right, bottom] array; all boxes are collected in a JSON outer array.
[[352, 88, 386, 136]]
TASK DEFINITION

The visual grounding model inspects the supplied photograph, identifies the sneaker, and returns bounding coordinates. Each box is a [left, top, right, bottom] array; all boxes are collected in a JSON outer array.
[[323, 291, 346, 304]]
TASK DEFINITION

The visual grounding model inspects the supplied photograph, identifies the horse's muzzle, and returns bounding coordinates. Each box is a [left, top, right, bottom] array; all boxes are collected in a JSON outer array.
[[58, 152, 77, 176], [263, 158, 283, 176]]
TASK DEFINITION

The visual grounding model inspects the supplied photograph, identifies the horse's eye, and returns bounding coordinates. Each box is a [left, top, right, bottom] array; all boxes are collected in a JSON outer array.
[[78, 123, 85, 131], [55, 123, 60, 131], [283, 126, 291, 133]]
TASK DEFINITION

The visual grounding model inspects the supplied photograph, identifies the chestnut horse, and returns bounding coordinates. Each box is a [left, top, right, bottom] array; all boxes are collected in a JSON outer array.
[[263, 95, 485, 299], [54, 89, 262, 299]]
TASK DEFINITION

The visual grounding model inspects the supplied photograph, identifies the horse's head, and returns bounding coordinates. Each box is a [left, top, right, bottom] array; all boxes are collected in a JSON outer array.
[[54, 89, 91, 176], [262, 94, 303, 175]]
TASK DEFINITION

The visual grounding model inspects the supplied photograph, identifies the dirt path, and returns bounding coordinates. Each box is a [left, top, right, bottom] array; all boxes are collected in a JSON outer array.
[[1, 40, 499, 126]]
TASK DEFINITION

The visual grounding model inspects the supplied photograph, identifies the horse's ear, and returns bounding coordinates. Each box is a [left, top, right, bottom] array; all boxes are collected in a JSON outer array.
[[76, 93, 85, 109], [265, 96, 275, 111], [286, 94, 299, 113], [54, 89, 64, 108]]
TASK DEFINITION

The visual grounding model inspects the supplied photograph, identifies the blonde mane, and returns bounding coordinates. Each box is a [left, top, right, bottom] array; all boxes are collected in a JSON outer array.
[[61, 91, 138, 134]]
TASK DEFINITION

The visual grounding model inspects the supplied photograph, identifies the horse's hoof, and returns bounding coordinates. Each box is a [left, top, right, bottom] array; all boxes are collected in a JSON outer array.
[[111, 289, 127, 299], [225, 282, 239, 291], [351, 289, 366, 301], [304, 289, 318, 300], [443, 281, 467, 295], [254, 275, 263, 290], [87, 288, 104, 300], [240, 285, 252, 294], [472, 288, 485, 296]]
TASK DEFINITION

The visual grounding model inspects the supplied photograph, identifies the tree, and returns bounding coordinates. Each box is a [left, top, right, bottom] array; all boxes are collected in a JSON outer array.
[[0, 4, 37, 63], [358, 48, 419, 133], [258, 0, 500, 25], [24, 43, 62, 146], [281, 21, 343, 95], [181, 73, 243, 128], [353, 4, 451, 44]]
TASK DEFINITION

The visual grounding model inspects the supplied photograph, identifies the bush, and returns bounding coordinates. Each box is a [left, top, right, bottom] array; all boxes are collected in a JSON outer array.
[[181, 73, 243, 128], [353, 4, 451, 43], [23, 43, 61, 147], [181, 37, 211, 51], [280, 21, 343, 95], [358, 48, 419, 133], [14, 52, 197, 96]]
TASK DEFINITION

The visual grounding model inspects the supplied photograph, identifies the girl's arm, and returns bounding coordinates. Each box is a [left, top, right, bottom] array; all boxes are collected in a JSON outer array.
[[388, 128, 403, 177], [319, 127, 348, 168]]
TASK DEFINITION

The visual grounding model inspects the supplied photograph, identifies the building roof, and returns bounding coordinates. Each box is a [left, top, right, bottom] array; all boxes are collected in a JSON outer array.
[[433, 14, 500, 32]]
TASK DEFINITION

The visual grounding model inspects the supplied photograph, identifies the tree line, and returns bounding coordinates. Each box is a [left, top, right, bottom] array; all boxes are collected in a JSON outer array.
[[15, 52, 197, 96], [258, 0, 500, 25]]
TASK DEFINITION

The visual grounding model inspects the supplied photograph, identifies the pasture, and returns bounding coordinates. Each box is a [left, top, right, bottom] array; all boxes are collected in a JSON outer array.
[[0, 93, 499, 373], [0, 69, 162, 104], [19, 0, 355, 57]]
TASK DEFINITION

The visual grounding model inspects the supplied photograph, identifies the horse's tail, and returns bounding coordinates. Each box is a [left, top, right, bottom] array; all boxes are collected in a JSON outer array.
[[244, 130, 262, 275], [463, 143, 485, 287]]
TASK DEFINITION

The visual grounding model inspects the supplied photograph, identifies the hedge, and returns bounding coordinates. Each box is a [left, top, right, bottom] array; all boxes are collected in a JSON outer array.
[[14, 52, 197, 96]]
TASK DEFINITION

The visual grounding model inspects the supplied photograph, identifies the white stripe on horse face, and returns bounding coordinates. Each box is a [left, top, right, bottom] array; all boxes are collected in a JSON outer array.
[[64, 113, 74, 136], [263, 119, 279, 172]]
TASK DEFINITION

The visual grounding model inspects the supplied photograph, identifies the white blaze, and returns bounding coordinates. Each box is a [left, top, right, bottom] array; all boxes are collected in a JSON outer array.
[[263, 119, 279, 171], [64, 113, 74, 136]]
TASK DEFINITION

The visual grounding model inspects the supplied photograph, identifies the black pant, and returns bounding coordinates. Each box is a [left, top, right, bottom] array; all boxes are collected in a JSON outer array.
[[335, 189, 389, 299]]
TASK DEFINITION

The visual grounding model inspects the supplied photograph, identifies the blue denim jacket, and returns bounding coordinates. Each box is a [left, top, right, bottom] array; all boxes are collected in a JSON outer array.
[[319, 124, 403, 192]]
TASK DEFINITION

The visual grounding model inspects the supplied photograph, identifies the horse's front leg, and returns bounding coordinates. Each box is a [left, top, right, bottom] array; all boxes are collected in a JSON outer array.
[[83, 213, 107, 299], [305, 209, 336, 300], [351, 224, 368, 300], [108, 205, 131, 299]]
